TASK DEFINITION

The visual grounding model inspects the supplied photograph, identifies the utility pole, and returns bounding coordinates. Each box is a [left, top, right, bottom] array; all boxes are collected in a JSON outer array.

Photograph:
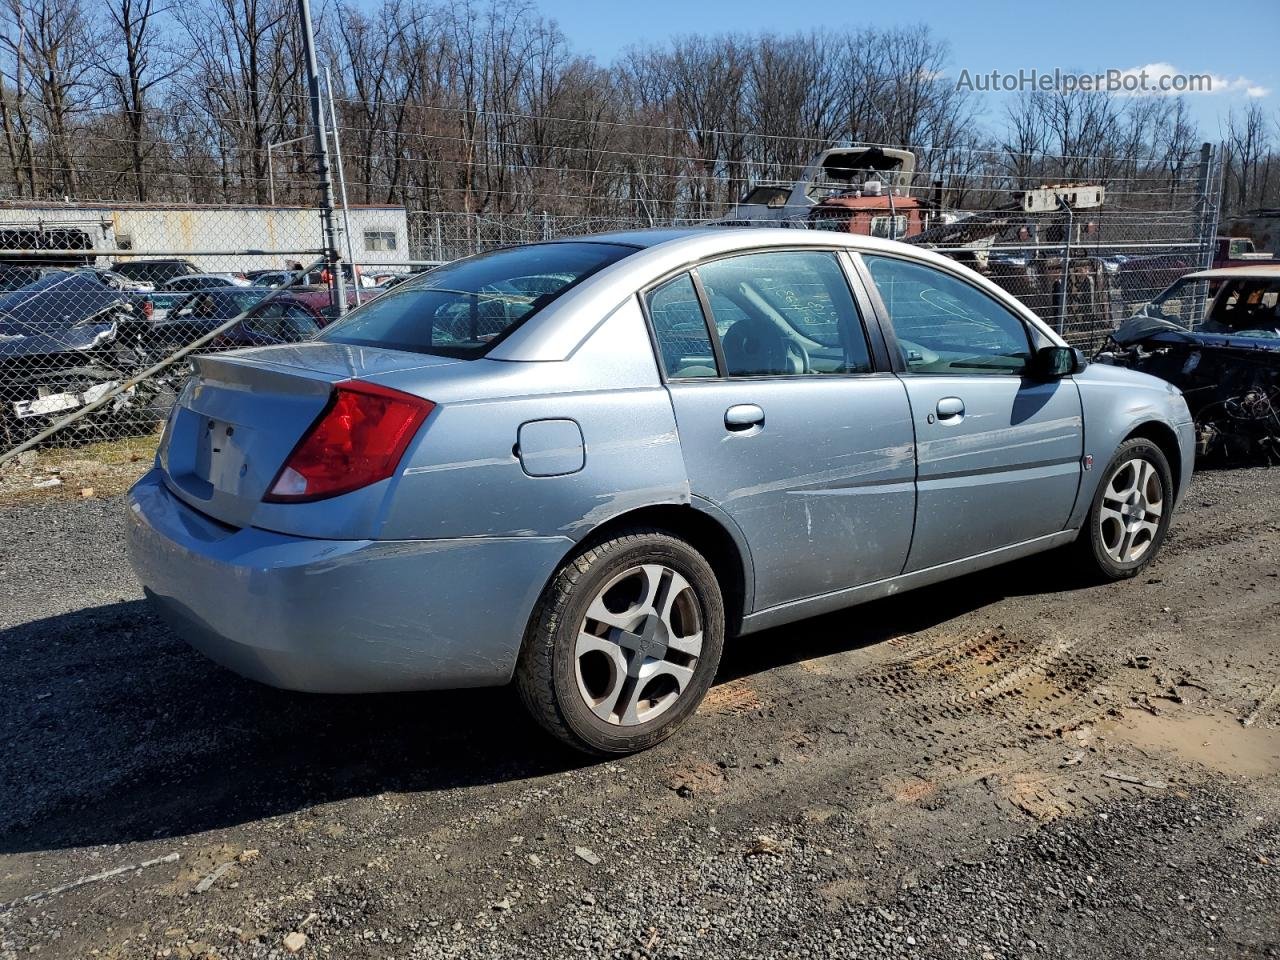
[[1055, 195, 1073, 335], [297, 0, 345, 315]]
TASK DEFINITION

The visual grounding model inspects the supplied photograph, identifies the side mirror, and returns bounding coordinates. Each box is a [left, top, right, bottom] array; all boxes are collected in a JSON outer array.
[[1031, 345, 1085, 380]]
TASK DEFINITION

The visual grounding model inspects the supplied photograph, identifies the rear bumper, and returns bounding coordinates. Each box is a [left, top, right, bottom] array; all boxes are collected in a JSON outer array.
[[125, 469, 570, 693]]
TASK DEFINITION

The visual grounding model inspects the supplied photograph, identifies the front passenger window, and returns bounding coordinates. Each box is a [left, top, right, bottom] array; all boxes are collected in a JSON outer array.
[[864, 255, 1032, 375]]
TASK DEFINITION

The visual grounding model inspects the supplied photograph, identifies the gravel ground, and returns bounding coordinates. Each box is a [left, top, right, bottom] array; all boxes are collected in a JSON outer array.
[[1, 467, 1278, 959]]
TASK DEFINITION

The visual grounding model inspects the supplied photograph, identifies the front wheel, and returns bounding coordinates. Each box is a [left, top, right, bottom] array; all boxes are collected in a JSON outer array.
[[516, 528, 725, 755], [1076, 438, 1175, 580]]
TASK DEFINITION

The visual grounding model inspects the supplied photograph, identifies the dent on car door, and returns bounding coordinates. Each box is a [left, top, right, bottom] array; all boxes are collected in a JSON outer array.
[[647, 252, 916, 612], [860, 254, 1084, 572]]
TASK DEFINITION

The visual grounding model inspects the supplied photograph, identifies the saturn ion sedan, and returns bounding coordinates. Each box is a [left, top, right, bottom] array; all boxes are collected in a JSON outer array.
[[126, 228, 1194, 754]]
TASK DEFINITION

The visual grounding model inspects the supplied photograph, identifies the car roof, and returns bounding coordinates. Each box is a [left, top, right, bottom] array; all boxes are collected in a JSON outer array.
[[491, 226, 1067, 361], [1185, 264, 1280, 280]]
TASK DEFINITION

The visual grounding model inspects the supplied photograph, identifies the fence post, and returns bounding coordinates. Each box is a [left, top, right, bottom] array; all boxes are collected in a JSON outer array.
[[434, 216, 443, 262], [1055, 196, 1073, 335], [541, 210, 549, 241], [1190, 142, 1218, 323], [1194, 142, 1215, 269]]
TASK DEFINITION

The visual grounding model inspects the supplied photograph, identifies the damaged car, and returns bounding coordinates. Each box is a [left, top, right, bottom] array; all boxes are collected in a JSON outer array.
[[1096, 265, 1280, 461], [0, 270, 175, 443]]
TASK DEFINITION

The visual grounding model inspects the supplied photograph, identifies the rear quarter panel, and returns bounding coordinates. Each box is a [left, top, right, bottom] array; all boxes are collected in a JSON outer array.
[[373, 297, 690, 540]]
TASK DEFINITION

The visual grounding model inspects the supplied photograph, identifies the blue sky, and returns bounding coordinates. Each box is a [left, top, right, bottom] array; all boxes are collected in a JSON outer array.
[[528, 0, 1277, 136]]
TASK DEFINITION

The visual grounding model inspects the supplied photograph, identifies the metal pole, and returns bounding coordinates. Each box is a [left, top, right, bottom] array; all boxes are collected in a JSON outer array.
[[324, 65, 360, 307], [1055, 196, 1073, 335], [267, 142, 275, 206], [1205, 144, 1224, 263], [1188, 142, 1216, 324], [1194, 142, 1215, 269], [297, 0, 344, 315]]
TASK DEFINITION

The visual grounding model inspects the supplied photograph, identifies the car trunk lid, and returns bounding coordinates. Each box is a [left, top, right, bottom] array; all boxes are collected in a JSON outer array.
[[160, 343, 460, 528]]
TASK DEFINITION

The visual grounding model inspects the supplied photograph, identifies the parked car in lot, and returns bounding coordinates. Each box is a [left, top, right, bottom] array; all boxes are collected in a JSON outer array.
[[1212, 236, 1275, 270], [243, 270, 298, 288], [134, 289, 189, 323], [160, 273, 250, 292], [1097, 264, 1280, 461], [112, 258, 200, 287], [143, 287, 322, 351], [126, 228, 1194, 754]]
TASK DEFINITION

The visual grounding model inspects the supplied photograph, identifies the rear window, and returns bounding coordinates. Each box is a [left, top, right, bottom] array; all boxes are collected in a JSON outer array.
[[318, 241, 636, 357]]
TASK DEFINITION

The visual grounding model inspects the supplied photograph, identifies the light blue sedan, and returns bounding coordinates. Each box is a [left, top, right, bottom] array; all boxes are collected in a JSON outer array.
[[126, 229, 1194, 754]]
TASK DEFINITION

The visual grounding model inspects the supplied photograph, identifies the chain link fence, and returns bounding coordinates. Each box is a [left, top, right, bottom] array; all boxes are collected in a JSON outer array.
[[0, 145, 1223, 464]]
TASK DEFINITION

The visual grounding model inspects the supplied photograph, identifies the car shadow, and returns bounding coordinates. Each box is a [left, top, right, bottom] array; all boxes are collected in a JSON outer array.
[[0, 550, 1097, 854]]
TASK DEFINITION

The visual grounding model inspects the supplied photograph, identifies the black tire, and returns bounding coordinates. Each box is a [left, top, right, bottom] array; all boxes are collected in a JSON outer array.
[[1076, 438, 1175, 581], [516, 527, 725, 755]]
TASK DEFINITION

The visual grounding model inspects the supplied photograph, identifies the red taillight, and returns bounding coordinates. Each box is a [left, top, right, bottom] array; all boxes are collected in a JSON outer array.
[[142, 298, 154, 319], [264, 380, 434, 503]]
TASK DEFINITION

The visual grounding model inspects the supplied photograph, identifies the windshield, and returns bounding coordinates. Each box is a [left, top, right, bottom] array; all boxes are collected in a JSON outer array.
[[318, 241, 636, 357], [1134, 276, 1212, 326], [1199, 278, 1280, 338]]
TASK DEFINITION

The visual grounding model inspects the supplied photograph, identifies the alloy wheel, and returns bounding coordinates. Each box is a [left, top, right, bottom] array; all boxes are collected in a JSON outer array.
[[1098, 457, 1164, 564], [574, 563, 704, 726]]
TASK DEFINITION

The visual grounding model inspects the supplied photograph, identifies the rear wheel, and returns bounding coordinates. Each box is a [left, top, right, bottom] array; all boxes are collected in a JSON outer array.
[[1076, 438, 1174, 580], [516, 528, 725, 755]]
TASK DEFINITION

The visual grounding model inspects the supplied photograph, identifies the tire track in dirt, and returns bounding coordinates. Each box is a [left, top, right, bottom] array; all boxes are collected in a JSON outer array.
[[848, 628, 1132, 819]]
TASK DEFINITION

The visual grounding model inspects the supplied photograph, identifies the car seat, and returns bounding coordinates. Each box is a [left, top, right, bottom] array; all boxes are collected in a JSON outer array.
[[721, 316, 808, 375]]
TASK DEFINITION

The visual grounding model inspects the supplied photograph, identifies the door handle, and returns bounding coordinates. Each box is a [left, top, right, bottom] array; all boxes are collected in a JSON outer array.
[[935, 397, 965, 420], [724, 403, 765, 432]]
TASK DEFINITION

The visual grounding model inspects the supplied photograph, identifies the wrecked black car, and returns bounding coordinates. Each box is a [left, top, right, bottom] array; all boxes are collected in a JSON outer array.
[[1096, 266, 1280, 462], [0, 270, 175, 444]]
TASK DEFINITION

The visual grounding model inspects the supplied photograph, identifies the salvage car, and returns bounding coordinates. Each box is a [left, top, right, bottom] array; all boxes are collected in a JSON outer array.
[[1096, 265, 1280, 461], [0, 270, 174, 441], [145, 287, 312, 352], [112, 258, 200, 287], [126, 229, 1194, 754]]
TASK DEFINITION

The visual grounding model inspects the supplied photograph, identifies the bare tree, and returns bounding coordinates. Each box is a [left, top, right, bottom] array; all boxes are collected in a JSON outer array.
[[1224, 102, 1273, 213], [3, 0, 97, 197], [96, 0, 176, 200], [175, 0, 294, 203], [0, 2, 38, 196]]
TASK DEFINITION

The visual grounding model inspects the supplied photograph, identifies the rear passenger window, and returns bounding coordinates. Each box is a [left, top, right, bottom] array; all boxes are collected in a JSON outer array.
[[645, 274, 718, 379], [697, 251, 872, 376]]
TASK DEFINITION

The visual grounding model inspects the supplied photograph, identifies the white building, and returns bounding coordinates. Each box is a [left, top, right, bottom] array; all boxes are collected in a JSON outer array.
[[0, 201, 410, 274]]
